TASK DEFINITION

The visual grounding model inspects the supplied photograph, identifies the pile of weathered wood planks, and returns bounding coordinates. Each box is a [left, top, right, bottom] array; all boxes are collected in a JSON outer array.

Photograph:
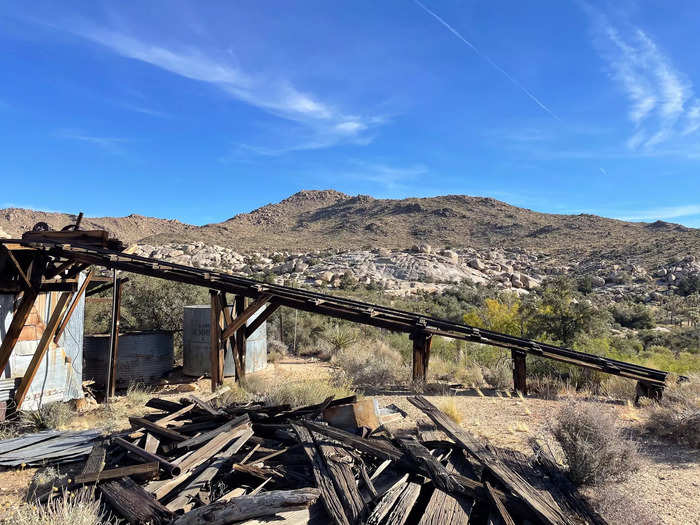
[[51, 392, 606, 524]]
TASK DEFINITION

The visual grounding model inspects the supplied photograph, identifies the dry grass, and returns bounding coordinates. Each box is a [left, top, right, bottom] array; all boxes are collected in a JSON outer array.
[[527, 375, 576, 400], [549, 401, 641, 485], [643, 374, 700, 448], [332, 340, 408, 388], [483, 363, 512, 390], [438, 397, 463, 424], [1, 489, 112, 525], [243, 374, 354, 408], [600, 375, 637, 401]]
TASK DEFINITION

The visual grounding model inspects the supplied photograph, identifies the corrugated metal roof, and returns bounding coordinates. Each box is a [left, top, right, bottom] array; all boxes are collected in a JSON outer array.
[[0, 429, 101, 466]]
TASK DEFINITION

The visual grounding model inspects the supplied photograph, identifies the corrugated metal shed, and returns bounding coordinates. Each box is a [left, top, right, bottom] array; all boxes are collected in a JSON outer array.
[[0, 274, 86, 411]]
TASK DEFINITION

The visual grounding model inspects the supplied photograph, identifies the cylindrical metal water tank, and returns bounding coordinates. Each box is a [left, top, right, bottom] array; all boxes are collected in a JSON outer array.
[[183, 305, 267, 377], [83, 331, 174, 388]]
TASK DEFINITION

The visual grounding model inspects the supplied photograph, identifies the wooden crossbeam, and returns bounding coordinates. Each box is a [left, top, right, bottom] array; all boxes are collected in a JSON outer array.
[[53, 270, 94, 345], [245, 302, 279, 338], [221, 294, 272, 341], [15, 291, 72, 408]]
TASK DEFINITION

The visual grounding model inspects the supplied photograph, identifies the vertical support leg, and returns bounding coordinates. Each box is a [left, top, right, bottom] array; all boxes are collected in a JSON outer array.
[[209, 290, 222, 392], [511, 350, 527, 395], [411, 331, 432, 383], [106, 273, 123, 399], [220, 293, 242, 380], [235, 295, 247, 382]]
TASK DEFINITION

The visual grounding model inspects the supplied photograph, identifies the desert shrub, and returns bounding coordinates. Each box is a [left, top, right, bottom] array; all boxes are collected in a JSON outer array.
[[483, 362, 512, 389], [243, 375, 354, 407], [550, 401, 641, 485], [456, 364, 485, 387], [528, 375, 575, 400], [643, 374, 700, 448], [611, 303, 655, 329], [332, 340, 408, 387], [438, 397, 463, 424], [20, 402, 74, 431]]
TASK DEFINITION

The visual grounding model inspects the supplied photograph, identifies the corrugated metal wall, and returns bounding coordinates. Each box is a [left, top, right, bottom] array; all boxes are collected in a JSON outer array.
[[0, 274, 86, 410], [83, 331, 174, 388]]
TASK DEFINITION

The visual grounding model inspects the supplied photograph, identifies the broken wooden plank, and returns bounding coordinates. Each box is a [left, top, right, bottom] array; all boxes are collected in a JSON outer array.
[[80, 441, 107, 475], [129, 417, 188, 443], [100, 476, 172, 525], [144, 433, 160, 455], [292, 424, 350, 525], [113, 436, 181, 477], [311, 428, 368, 523], [485, 480, 516, 525], [177, 425, 250, 472], [408, 395, 568, 525], [397, 437, 456, 494], [383, 481, 422, 525], [418, 452, 475, 525], [176, 414, 250, 449], [166, 427, 253, 513], [170, 488, 320, 525], [74, 461, 159, 484]]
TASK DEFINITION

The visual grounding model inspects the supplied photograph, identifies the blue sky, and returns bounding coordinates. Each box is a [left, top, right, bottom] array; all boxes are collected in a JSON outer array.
[[1, 1, 699, 227]]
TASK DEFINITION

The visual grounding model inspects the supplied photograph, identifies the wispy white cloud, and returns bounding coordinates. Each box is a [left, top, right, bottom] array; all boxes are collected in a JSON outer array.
[[616, 204, 700, 221], [57, 23, 383, 152], [55, 128, 129, 151], [345, 161, 429, 190], [586, 6, 699, 150], [413, 0, 559, 121]]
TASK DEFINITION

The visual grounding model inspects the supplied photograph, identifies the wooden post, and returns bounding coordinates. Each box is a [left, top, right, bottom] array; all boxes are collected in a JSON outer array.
[[221, 293, 242, 380], [105, 272, 124, 399], [15, 291, 72, 408], [511, 350, 527, 395], [411, 331, 432, 383], [235, 295, 247, 381], [209, 290, 222, 391]]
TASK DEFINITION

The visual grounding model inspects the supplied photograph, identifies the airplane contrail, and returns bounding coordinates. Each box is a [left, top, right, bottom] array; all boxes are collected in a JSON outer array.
[[413, 0, 560, 121]]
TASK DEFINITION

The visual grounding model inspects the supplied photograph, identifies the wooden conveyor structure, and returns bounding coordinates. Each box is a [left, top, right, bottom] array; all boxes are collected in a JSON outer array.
[[0, 226, 673, 409]]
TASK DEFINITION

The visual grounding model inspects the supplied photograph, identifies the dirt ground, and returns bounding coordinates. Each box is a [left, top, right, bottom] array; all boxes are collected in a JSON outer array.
[[0, 357, 698, 524]]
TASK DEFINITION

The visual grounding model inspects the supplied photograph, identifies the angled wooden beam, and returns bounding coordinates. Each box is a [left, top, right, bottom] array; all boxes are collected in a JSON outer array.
[[221, 294, 272, 341], [15, 291, 72, 408], [2, 246, 32, 291], [0, 290, 40, 376], [245, 302, 279, 338], [53, 270, 94, 345]]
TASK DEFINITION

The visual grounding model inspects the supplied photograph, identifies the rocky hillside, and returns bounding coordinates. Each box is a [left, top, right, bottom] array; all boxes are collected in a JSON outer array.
[[2, 189, 699, 268]]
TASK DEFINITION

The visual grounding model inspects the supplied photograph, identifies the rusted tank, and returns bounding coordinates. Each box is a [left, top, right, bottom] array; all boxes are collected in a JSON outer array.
[[182, 305, 267, 377]]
